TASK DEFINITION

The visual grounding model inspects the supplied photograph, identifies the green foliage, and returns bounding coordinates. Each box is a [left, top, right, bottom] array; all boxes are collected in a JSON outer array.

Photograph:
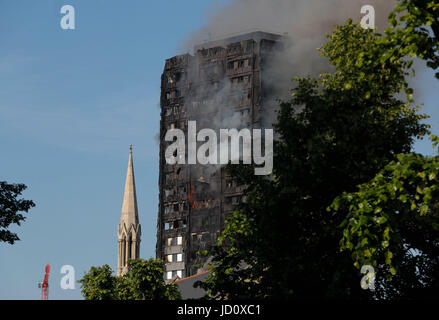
[[0, 181, 35, 244], [197, 22, 429, 299], [79, 259, 181, 300], [386, 0, 439, 78], [330, 135, 439, 298], [120, 258, 181, 300], [323, 19, 414, 103], [78, 265, 116, 300]]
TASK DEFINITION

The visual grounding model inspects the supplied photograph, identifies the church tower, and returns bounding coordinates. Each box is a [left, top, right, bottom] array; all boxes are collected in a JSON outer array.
[[117, 145, 141, 276]]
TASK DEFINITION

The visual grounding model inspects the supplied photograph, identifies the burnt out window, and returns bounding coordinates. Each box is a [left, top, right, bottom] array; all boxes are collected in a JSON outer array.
[[167, 236, 183, 246], [232, 196, 241, 204]]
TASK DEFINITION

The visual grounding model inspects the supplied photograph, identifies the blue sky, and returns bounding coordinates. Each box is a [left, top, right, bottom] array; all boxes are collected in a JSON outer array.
[[0, 0, 438, 300], [0, 0, 224, 300]]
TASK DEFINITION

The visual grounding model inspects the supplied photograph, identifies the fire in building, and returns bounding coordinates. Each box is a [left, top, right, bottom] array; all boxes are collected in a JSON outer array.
[[157, 31, 283, 280]]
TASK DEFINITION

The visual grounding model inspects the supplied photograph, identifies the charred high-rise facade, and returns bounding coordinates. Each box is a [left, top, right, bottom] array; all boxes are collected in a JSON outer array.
[[157, 31, 282, 280]]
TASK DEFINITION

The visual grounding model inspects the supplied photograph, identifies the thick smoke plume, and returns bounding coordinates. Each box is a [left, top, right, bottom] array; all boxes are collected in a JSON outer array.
[[180, 0, 395, 52], [179, 0, 396, 128], [163, 0, 398, 182]]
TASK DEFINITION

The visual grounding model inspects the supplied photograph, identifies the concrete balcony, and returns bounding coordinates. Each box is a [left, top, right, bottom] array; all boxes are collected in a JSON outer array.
[[165, 261, 185, 272], [226, 66, 253, 76], [165, 245, 183, 255]]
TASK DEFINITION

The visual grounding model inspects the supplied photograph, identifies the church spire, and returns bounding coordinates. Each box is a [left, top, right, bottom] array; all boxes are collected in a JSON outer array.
[[117, 145, 141, 276], [121, 144, 138, 226]]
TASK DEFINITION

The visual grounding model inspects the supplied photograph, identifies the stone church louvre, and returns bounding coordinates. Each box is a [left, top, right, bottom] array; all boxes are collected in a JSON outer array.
[[157, 31, 283, 280]]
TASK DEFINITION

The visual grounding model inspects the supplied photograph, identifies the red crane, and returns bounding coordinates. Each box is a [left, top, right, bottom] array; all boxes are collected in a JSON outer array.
[[38, 264, 50, 300]]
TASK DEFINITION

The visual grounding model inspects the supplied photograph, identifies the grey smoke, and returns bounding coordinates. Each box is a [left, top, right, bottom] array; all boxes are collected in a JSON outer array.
[[179, 0, 396, 129], [164, 0, 398, 178], [179, 0, 395, 52]]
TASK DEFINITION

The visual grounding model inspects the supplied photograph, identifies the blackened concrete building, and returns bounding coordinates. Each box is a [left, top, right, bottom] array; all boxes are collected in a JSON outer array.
[[157, 31, 282, 280]]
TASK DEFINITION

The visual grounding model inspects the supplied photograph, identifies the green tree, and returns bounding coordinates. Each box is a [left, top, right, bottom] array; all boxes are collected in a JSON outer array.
[[117, 258, 181, 300], [0, 181, 35, 244], [326, 0, 439, 298], [79, 259, 181, 300], [197, 21, 429, 299], [386, 0, 439, 78], [78, 264, 117, 300], [330, 135, 439, 299]]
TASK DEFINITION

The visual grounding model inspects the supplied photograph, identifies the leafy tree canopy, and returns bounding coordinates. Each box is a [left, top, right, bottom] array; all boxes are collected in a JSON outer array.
[[0, 181, 35, 244], [386, 0, 439, 78], [78, 259, 181, 300], [330, 135, 439, 299], [78, 264, 116, 300]]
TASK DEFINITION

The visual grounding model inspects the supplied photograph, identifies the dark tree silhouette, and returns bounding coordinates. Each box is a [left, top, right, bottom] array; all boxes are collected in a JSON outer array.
[[0, 181, 35, 244]]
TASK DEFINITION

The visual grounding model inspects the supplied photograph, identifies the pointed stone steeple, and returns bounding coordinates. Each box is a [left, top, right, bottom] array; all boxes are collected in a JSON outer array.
[[121, 145, 139, 226], [117, 145, 141, 276]]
